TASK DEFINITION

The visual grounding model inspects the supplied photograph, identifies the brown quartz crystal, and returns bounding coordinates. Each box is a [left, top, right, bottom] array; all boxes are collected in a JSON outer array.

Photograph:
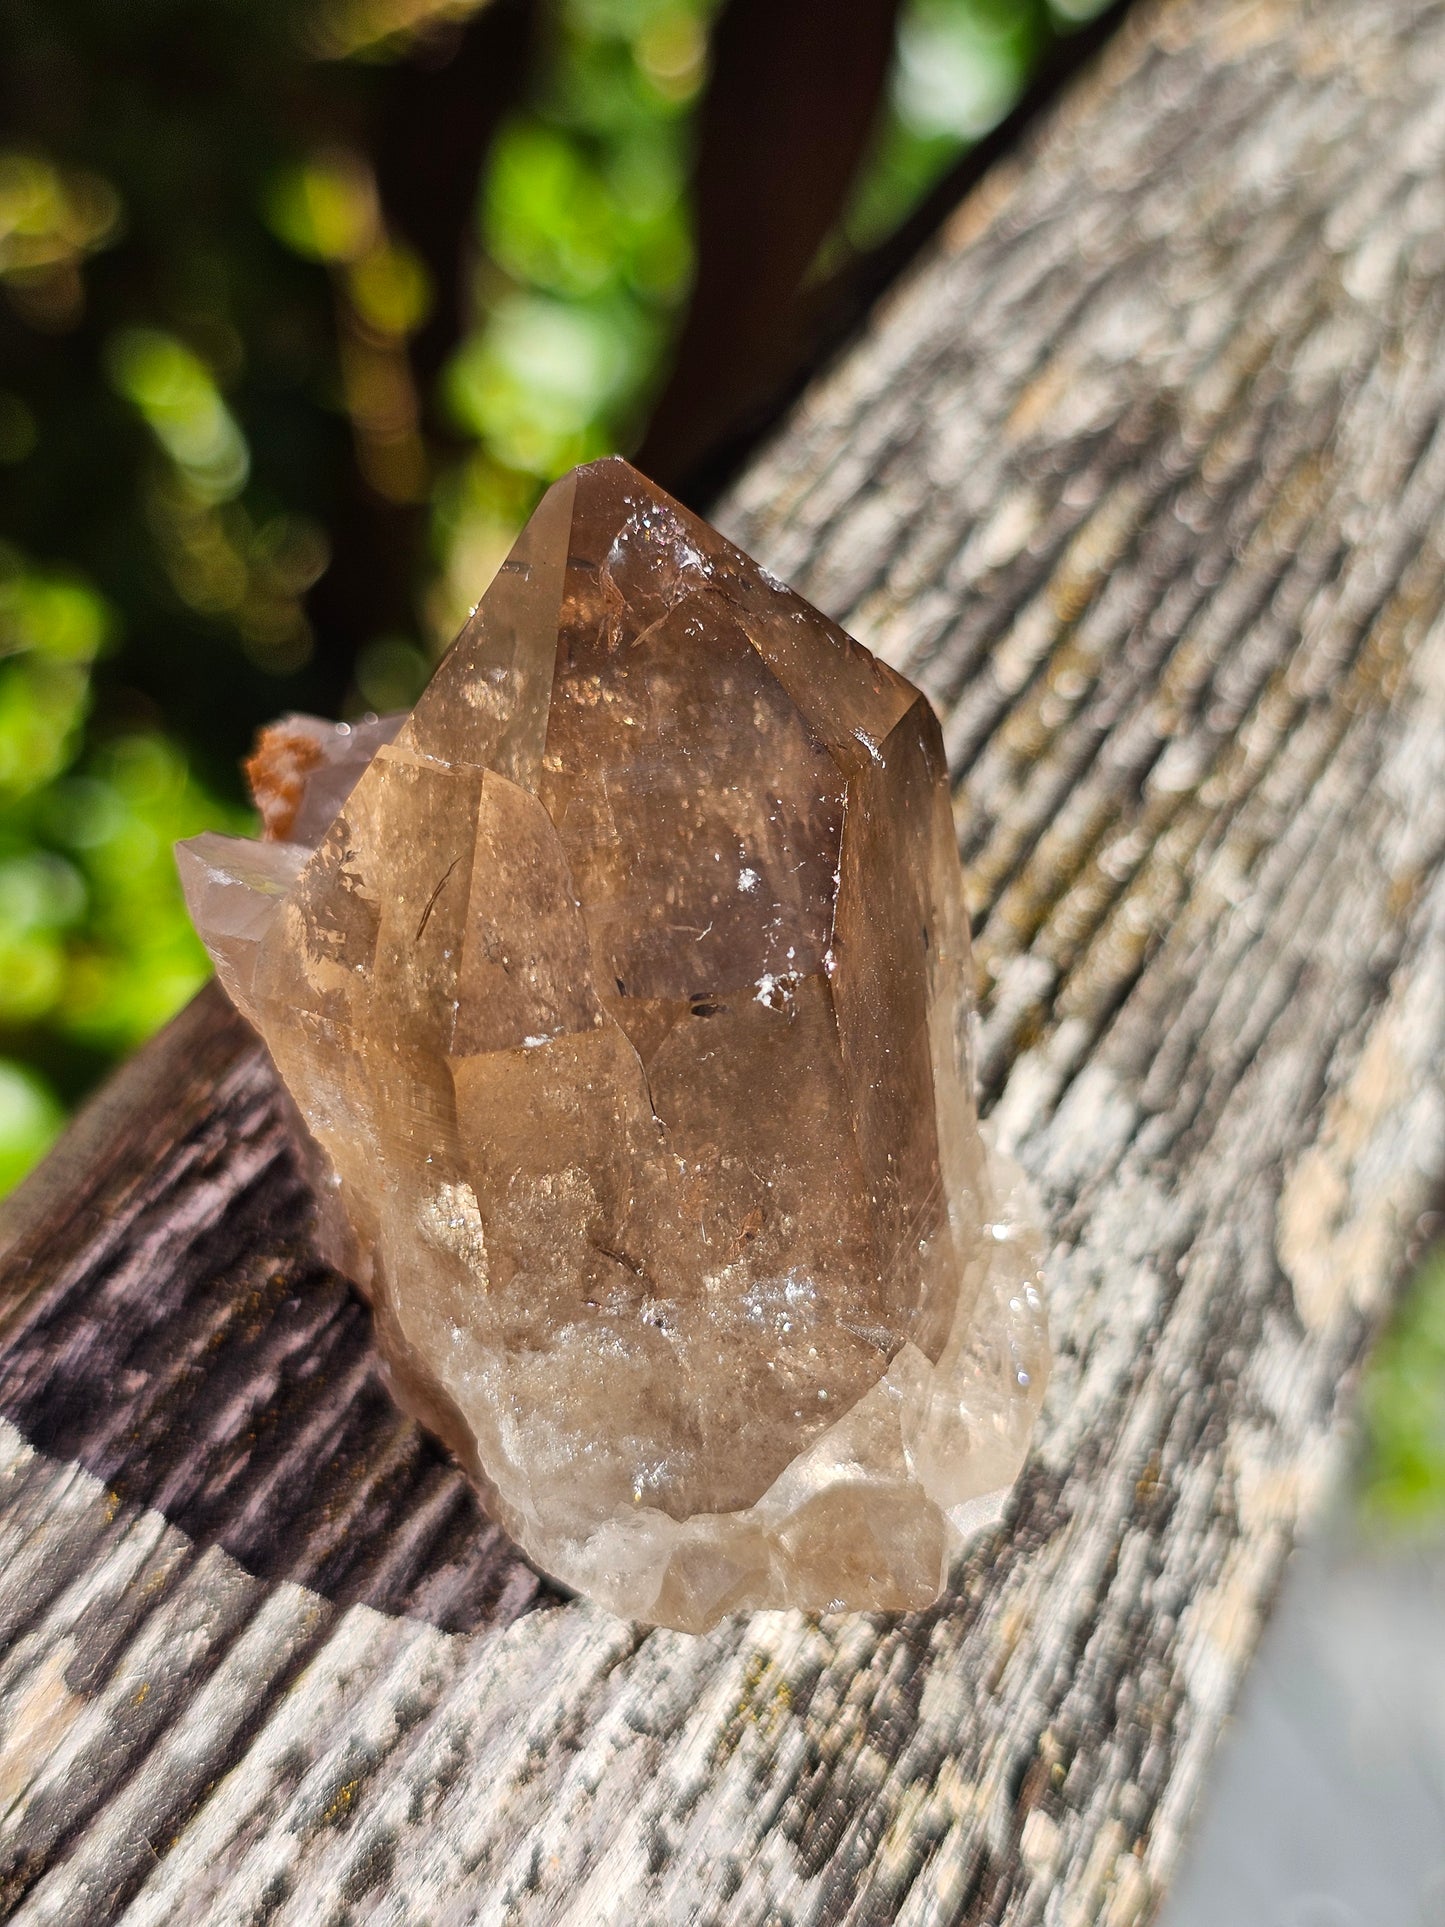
[[178, 458, 1048, 1631]]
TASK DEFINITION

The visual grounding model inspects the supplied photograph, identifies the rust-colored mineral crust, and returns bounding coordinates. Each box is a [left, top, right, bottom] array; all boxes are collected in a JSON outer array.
[[178, 458, 1048, 1631]]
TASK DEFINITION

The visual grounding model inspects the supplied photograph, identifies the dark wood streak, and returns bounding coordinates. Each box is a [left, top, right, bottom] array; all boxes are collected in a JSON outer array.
[[3, 0, 1445, 1919]]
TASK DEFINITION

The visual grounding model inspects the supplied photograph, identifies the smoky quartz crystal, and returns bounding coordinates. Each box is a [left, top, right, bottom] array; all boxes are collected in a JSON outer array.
[[178, 458, 1048, 1631]]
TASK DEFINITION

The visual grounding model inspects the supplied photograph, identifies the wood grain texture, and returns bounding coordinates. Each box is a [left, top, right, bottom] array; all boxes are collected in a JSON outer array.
[[5, 0, 1445, 1918]]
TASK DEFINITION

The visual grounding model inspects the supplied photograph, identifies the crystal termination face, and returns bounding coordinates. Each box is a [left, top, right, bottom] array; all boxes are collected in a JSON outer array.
[[178, 458, 1048, 1632]]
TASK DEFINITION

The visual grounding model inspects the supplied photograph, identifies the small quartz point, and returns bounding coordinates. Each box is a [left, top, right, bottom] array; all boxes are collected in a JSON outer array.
[[178, 459, 1049, 1631]]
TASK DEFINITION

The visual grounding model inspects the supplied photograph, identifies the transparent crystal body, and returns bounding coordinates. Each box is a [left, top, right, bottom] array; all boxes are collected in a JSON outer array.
[[178, 459, 1048, 1631]]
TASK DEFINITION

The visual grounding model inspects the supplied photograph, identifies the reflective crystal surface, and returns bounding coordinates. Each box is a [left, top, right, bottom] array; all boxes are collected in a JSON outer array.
[[178, 458, 1048, 1630]]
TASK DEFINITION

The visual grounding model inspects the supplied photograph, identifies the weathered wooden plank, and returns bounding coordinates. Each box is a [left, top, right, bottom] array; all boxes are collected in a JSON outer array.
[[3, 0, 1445, 1918], [0, 985, 552, 1639]]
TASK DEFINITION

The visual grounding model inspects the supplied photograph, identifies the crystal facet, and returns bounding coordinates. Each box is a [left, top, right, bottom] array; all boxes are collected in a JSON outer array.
[[178, 459, 1048, 1630]]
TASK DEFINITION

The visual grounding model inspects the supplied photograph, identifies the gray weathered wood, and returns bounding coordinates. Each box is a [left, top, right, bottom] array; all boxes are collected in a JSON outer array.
[[4, 0, 1445, 1917]]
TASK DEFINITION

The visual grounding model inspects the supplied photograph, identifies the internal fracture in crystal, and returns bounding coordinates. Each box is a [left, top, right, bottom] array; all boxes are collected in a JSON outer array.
[[178, 458, 1048, 1631]]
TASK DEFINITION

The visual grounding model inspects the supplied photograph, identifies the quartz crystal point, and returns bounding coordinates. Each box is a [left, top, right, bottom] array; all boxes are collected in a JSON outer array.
[[178, 459, 1048, 1631]]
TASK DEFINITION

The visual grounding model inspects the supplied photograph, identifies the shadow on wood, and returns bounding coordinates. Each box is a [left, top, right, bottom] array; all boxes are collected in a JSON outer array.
[[0, 984, 561, 1636]]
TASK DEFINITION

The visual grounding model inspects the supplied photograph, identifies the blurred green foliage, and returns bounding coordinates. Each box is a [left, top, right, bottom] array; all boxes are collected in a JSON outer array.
[[1359, 1244, 1445, 1526], [0, 545, 245, 1182], [846, 0, 1075, 250], [0, 0, 1101, 1194], [432, 0, 710, 642]]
